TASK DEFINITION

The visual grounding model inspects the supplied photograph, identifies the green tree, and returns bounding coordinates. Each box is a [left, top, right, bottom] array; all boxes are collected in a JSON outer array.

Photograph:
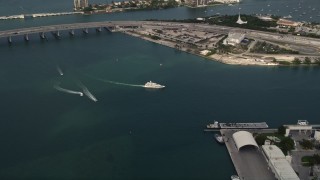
[[304, 57, 311, 64], [314, 154, 320, 164], [278, 125, 286, 136], [292, 57, 301, 64], [255, 134, 267, 145], [300, 139, 313, 150], [279, 137, 295, 154], [314, 57, 320, 65]]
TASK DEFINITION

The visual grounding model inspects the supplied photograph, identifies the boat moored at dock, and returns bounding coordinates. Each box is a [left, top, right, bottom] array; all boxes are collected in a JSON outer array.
[[207, 121, 219, 129], [214, 134, 224, 144], [206, 121, 268, 129], [231, 175, 240, 180]]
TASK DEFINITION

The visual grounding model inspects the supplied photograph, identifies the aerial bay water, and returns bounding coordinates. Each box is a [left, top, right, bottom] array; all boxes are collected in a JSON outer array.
[[0, 0, 320, 179]]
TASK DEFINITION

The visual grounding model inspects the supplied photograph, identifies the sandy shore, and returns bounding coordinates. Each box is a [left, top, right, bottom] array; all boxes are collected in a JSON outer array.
[[122, 30, 278, 66]]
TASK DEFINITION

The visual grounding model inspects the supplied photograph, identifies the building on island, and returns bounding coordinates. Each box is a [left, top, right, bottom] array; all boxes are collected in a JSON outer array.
[[277, 19, 300, 27], [236, 13, 247, 24], [261, 145, 299, 180], [74, 0, 89, 10], [214, 0, 240, 3], [186, 0, 239, 7], [314, 130, 320, 141], [223, 31, 245, 46]]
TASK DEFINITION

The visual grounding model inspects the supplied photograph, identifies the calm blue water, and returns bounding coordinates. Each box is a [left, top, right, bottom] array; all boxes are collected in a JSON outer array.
[[0, 0, 320, 179]]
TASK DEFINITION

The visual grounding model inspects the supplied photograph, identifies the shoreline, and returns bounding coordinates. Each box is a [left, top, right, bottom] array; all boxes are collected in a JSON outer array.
[[122, 30, 278, 66]]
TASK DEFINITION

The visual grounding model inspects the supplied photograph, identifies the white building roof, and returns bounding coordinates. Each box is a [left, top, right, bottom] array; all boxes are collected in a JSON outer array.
[[262, 145, 285, 159], [262, 145, 299, 180], [232, 131, 258, 150], [228, 32, 245, 40]]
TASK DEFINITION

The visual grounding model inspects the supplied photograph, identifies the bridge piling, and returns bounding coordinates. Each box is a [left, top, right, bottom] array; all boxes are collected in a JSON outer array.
[[96, 27, 102, 32], [52, 31, 61, 39], [69, 30, 75, 36], [40, 32, 46, 40], [104, 27, 112, 32], [24, 34, 29, 42], [7, 36, 12, 44], [83, 28, 89, 34]]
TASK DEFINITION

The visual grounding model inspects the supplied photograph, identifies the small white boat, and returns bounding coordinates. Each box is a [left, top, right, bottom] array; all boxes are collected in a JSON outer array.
[[215, 134, 224, 144], [207, 121, 219, 129], [231, 175, 240, 180], [283, 15, 292, 19]]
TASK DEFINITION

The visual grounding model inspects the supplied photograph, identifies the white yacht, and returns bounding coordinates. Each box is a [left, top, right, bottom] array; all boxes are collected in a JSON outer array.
[[143, 81, 165, 89]]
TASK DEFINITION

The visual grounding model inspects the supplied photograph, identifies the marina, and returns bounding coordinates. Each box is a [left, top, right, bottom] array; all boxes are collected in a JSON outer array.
[[1, 0, 320, 179]]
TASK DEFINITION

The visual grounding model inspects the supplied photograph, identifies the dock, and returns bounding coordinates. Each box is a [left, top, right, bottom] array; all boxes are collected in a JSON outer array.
[[219, 122, 268, 129], [206, 122, 269, 130], [221, 129, 276, 180]]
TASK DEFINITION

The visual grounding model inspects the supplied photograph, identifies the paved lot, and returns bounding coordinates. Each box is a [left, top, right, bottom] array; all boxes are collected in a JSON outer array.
[[290, 130, 320, 180], [221, 129, 275, 180]]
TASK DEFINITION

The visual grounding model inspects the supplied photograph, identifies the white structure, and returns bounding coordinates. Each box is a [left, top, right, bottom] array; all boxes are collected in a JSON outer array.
[[200, 50, 211, 55], [315, 130, 320, 141], [74, 0, 88, 10], [214, 0, 240, 3], [74, 0, 81, 9], [232, 131, 258, 151], [262, 145, 299, 180], [284, 120, 313, 137], [236, 13, 247, 24], [223, 32, 245, 46]]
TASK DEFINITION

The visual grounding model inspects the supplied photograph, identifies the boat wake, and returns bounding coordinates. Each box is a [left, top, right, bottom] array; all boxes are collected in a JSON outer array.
[[54, 82, 83, 96], [77, 81, 98, 102], [86, 75, 144, 87], [56, 66, 63, 76]]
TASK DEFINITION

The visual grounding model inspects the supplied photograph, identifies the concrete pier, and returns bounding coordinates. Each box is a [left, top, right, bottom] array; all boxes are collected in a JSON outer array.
[[221, 129, 276, 180]]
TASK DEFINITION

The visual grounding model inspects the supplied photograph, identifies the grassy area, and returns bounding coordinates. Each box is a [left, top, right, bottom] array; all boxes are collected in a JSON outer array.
[[302, 156, 313, 166], [250, 41, 299, 54]]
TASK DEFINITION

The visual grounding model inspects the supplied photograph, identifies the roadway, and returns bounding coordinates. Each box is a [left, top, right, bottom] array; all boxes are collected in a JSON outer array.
[[1, 20, 320, 53]]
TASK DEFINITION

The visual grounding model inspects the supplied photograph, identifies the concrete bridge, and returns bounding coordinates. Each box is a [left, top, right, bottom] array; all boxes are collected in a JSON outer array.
[[0, 21, 145, 43]]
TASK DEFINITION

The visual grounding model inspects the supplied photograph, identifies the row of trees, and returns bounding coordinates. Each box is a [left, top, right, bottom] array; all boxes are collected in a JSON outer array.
[[292, 57, 320, 65], [255, 126, 294, 155]]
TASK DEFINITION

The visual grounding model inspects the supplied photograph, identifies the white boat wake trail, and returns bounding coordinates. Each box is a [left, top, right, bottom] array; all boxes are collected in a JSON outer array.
[[54, 82, 83, 96], [77, 81, 98, 102], [86, 75, 144, 87], [56, 66, 64, 76]]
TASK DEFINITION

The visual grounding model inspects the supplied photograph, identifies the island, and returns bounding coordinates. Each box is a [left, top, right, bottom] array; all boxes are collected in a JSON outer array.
[[73, 0, 241, 14], [119, 15, 320, 66]]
